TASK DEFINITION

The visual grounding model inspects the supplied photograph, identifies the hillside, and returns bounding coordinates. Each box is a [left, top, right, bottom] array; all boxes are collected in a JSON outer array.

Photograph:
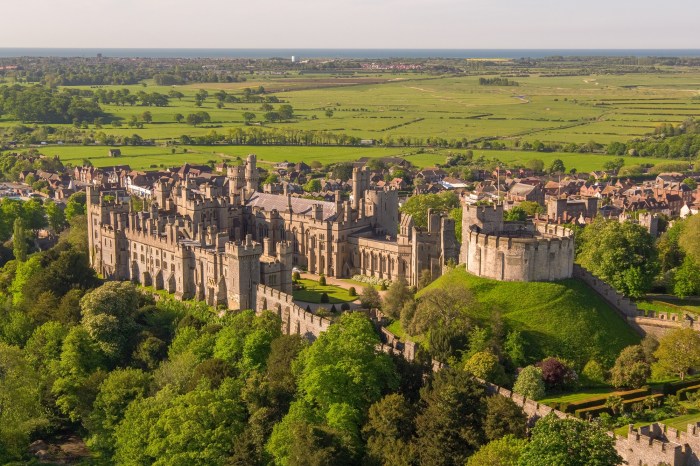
[[418, 266, 640, 366]]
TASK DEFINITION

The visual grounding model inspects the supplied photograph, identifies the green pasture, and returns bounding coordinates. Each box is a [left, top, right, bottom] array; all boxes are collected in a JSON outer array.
[[1, 70, 696, 148], [33, 144, 671, 172]]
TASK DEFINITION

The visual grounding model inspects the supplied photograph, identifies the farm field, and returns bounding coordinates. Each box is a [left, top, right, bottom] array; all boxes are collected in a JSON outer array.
[[31, 144, 672, 172], [2, 70, 698, 150]]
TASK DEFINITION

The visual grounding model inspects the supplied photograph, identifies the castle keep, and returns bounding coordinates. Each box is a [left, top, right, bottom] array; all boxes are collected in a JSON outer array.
[[87, 155, 458, 312], [461, 203, 574, 281]]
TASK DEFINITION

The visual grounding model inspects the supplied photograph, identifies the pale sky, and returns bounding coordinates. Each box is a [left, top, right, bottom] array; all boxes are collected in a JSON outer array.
[[1, 0, 698, 49]]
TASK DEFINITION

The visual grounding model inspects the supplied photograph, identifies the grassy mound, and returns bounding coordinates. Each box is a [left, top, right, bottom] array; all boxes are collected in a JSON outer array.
[[418, 266, 640, 367]]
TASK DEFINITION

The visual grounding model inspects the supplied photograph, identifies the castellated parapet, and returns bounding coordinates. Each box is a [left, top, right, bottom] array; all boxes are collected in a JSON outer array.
[[461, 203, 574, 281]]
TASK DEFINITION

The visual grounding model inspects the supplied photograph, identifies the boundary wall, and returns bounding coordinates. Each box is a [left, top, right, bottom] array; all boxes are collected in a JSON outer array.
[[574, 264, 698, 337]]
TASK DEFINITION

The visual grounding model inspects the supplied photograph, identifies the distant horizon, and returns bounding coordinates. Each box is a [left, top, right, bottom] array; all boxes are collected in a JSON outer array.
[[1, 48, 700, 60]]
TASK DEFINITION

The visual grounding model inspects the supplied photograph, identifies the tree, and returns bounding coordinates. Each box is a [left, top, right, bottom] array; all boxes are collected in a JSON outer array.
[[519, 414, 622, 466], [64, 191, 87, 220], [114, 380, 246, 465], [359, 285, 381, 309], [243, 112, 256, 124], [653, 327, 700, 380], [141, 111, 153, 123], [80, 281, 140, 361], [400, 191, 460, 228], [513, 365, 545, 400], [504, 206, 526, 222], [414, 368, 487, 466], [504, 330, 527, 367], [278, 104, 294, 120], [174, 113, 184, 123], [410, 283, 475, 336], [12, 218, 27, 262], [86, 368, 152, 459], [382, 278, 413, 319], [303, 178, 322, 193], [267, 313, 397, 465], [0, 343, 48, 463], [610, 345, 651, 388], [581, 360, 607, 387], [674, 256, 700, 298], [362, 393, 415, 466], [679, 214, 700, 265], [467, 435, 526, 466], [325, 109, 334, 118], [524, 158, 544, 173], [294, 312, 397, 413], [549, 159, 565, 174], [603, 157, 625, 174], [537, 357, 577, 391], [484, 395, 527, 441], [464, 351, 508, 385], [45, 200, 66, 233], [578, 218, 659, 298]]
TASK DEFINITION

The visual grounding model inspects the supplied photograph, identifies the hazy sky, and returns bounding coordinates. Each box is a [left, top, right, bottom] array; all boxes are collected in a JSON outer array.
[[1, 0, 698, 49]]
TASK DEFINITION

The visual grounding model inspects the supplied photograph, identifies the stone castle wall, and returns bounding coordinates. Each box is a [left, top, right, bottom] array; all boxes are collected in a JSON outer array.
[[256, 284, 331, 340], [461, 204, 575, 282], [573, 264, 698, 337], [462, 225, 574, 282]]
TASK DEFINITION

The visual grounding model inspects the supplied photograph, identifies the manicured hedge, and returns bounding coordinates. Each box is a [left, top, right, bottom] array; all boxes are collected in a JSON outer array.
[[676, 384, 700, 401], [574, 393, 663, 419], [661, 375, 700, 395], [563, 388, 651, 413]]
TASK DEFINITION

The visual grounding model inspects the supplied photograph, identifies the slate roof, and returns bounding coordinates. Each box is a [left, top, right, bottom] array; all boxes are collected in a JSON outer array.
[[246, 192, 338, 221]]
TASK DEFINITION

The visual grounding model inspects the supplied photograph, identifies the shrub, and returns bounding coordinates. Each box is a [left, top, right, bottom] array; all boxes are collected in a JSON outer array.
[[319, 292, 329, 304], [319, 275, 326, 286], [464, 351, 508, 386], [380, 282, 388, 291], [537, 357, 578, 391], [348, 286, 357, 297], [340, 303, 350, 311], [359, 285, 381, 309], [316, 307, 331, 318], [513, 366, 545, 400], [292, 271, 300, 282], [330, 304, 337, 314], [581, 360, 607, 387], [351, 274, 391, 288], [610, 345, 650, 389]]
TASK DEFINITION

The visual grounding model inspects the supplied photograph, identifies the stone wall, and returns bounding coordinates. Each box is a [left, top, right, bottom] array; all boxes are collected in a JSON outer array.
[[615, 423, 700, 466], [573, 264, 698, 337], [256, 284, 331, 340]]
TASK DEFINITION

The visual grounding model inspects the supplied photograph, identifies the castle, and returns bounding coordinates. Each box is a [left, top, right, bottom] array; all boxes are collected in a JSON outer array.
[[461, 203, 575, 282], [87, 155, 459, 312]]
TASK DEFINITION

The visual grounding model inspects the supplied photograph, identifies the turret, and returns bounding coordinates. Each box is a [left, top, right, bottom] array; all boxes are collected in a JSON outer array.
[[245, 154, 259, 192]]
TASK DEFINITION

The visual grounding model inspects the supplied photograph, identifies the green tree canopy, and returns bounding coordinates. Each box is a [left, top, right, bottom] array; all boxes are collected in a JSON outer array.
[[400, 191, 460, 228], [578, 218, 659, 298], [519, 414, 622, 466], [653, 327, 700, 380]]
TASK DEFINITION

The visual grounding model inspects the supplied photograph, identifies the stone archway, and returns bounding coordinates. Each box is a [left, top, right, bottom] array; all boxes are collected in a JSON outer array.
[[167, 274, 177, 293]]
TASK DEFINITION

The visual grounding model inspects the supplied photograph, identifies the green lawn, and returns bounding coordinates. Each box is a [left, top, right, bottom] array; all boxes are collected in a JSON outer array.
[[539, 389, 619, 406], [614, 406, 700, 436], [292, 278, 357, 304], [418, 266, 641, 367]]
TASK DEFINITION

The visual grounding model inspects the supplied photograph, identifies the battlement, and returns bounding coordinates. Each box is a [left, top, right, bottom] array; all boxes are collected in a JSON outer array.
[[225, 234, 262, 255]]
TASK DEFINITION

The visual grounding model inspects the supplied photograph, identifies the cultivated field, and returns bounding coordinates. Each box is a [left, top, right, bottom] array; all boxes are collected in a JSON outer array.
[[3, 68, 698, 168]]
